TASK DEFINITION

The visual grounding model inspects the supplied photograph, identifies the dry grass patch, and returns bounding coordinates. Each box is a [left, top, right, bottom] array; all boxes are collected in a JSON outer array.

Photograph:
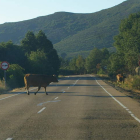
[[0, 80, 9, 95]]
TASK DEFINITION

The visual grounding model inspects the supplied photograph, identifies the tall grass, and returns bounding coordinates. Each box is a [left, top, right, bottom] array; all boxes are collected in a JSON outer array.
[[0, 80, 8, 94], [132, 75, 140, 90]]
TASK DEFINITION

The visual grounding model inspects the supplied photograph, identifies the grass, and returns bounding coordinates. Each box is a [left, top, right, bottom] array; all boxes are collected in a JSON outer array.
[[0, 80, 9, 95], [98, 74, 140, 100]]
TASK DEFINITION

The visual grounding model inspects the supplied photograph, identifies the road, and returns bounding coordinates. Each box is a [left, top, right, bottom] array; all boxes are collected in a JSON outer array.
[[0, 75, 140, 140]]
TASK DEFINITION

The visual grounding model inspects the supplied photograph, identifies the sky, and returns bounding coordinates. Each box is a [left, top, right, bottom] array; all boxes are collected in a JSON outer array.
[[0, 0, 127, 24]]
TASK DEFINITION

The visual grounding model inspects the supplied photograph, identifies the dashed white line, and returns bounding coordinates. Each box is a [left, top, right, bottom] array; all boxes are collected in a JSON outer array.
[[6, 138, 13, 140], [38, 107, 46, 114], [93, 76, 140, 124], [37, 100, 61, 106], [55, 97, 58, 100]]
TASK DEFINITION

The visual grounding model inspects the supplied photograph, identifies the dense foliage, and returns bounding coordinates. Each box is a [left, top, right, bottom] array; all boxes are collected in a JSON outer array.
[[0, 31, 60, 88], [0, 0, 139, 58], [112, 12, 140, 74], [60, 12, 140, 79], [59, 48, 109, 75]]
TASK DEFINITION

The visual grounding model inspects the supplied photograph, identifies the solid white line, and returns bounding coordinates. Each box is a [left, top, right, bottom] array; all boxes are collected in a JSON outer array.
[[93, 76, 140, 124], [38, 107, 46, 114]]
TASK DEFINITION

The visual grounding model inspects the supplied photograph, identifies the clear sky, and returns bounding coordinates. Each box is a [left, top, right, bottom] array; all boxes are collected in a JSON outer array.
[[0, 0, 127, 24]]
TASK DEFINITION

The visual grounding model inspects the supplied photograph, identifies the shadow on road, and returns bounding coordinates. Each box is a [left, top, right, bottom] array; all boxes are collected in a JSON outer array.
[[49, 84, 107, 87], [2, 91, 77, 95], [60, 76, 97, 80], [67, 95, 133, 98]]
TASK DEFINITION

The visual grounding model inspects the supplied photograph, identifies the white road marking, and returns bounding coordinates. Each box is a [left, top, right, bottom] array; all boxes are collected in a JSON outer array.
[[55, 97, 58, 100], [0, 87, 38, 101], [6, 138, 13, 140], [0, 94, 19, 100], [38, 107, 46, 114], [72, 79, 79, 86], [37, 100, 61, 106], [93, 76, 140, 123]]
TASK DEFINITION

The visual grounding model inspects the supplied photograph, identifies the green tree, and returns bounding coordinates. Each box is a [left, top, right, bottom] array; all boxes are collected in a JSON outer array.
[[21, 31, 37, 54], [7, 64, 25, 88], [100, 48, 110, 74], [47, 49, 60, 75], [86, 48, 103, 73], [21, 30, 60, 75], [0, 41, 28, 69], [107, 52, 125, 77], [76, 55, 86, 74], [101, 48, 109, 59], [69, 57, 78, 74], [36, 30, 53, 52], [124, 51, 138, 74], [28, 50, 52, 74], [114, 12, 140, 73]]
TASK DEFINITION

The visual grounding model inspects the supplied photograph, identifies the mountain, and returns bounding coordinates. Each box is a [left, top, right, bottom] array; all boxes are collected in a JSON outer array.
[[0, 0, 140, 58]]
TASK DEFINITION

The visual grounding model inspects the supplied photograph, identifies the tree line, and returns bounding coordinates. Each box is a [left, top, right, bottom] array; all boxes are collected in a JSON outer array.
[[0, 30, 60, 88], [60, 12, 140, 78]]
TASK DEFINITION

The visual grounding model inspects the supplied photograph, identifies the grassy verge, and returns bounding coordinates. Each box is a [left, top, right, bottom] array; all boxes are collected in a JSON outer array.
[[97, 74, 140, 100], [0, 80, 9, 95]]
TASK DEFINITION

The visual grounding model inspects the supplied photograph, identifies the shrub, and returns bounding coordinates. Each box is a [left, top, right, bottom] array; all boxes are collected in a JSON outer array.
[[6, 64, 25, 88], [0, 80, 8, 94], [132, 75, 140, 90], [97, 68, 105, 75]]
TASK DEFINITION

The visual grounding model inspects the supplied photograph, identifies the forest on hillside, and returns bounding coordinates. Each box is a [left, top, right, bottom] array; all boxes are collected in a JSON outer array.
[[0, 0, 140, 58]]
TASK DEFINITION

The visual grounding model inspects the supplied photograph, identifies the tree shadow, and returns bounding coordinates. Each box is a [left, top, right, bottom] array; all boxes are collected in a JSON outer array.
[[67, 95, 133, 98], [49, 84, 107, 87], [60, 76, 97, 80]]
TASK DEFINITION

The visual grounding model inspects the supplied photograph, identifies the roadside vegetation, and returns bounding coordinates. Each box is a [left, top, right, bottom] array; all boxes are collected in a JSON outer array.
[[0, 80, 8, 94], [0, 30, 60, 90]]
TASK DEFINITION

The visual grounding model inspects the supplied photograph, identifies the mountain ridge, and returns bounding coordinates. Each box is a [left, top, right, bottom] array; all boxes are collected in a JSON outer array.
[[0, 0, 140, 58]]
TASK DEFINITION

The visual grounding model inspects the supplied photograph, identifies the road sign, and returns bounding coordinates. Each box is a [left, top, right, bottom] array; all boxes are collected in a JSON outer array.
[[1, 61, 9, 70]]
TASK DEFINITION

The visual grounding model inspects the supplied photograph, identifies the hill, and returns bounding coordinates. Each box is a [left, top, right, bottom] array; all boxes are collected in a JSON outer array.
[[0, 0, 140, 58]]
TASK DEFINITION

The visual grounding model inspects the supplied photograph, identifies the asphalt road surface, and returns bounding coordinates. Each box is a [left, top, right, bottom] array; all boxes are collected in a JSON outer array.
[[0, 75, 140, 140]]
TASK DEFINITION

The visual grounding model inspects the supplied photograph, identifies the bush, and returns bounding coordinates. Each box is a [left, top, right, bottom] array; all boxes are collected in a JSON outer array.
[[97, 68, 105, 75], [132, 75, 140, 90], [0, 80, 8, 94], [6, 64, 25, 88]]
